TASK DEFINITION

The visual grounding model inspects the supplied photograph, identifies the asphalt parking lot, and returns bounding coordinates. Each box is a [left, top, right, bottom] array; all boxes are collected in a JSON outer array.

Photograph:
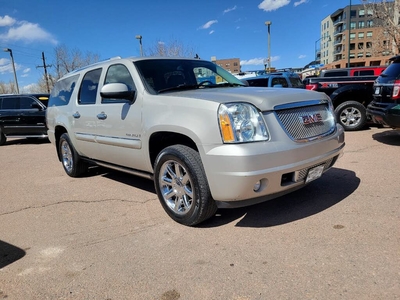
[[0, 126, 399, 300]]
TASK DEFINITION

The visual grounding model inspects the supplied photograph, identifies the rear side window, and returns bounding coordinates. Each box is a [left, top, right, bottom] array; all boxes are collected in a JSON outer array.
[[271, 77, 288, 87], [49, 75, 79, 107], [324, 71, 348, 77], [247, 78, 269, 87], [289, 77, 304, 88], [79, 68, 102, 105], [353, 70, 374, 76], [0, 97, 18, 109], [381, 62, 400, 79]]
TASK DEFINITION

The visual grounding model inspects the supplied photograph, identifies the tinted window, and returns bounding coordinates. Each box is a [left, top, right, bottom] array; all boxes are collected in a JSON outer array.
[[20, 97, 38, 109], [103, 64, 135, 103], [381, 62, 400, 79], [78, 68, 102, 105], [289, 77, 304, 88], [271, 77, 288, 87], [49, 75, 79, 107], [324, 71, 348, 77], [247, 78, 269, 87], [0, 97, 18, 109]]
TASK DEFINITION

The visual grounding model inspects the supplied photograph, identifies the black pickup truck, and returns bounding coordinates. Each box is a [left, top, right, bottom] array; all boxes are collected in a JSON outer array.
[[305, 75, 377, 131]]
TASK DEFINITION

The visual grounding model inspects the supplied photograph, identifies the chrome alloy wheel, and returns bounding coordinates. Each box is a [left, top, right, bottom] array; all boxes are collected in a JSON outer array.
[[61, 140, 73, 173], [159, 160, 194, 215], [339, 106, 362, 128]]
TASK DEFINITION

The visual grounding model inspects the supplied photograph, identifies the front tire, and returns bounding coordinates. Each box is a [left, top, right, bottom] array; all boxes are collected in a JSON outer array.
[[154, 145, 217, 226], [58, 133, 87, 177], [335, 101, 366, 131]]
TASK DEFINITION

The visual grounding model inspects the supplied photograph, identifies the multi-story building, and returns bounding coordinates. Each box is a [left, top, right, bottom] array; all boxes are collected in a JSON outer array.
[[211, 57, 241, 74], [317, 2, 396, 69]]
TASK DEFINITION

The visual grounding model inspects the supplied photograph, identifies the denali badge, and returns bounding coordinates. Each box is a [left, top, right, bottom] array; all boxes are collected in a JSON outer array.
[[301, 113, 323, 125]]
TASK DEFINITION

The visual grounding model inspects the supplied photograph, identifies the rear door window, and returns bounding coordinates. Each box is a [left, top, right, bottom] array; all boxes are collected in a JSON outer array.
[[78, 68, 102, 105], [0, 97, 19, 109]]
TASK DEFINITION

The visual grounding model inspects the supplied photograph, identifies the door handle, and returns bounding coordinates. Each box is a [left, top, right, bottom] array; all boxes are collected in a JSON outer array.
[[72, 112, 81, 119], [97, 112, 107, 120]]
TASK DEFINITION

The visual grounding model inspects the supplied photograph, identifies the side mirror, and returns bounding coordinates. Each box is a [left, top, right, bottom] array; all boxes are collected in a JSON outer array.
[[100, 83, 136, 102]]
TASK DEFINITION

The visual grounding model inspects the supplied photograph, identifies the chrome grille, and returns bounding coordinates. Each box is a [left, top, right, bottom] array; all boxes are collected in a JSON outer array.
[[274, 104, 336, 141]]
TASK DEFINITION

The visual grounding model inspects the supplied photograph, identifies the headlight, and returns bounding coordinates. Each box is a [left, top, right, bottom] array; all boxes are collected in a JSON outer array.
[[218, 103, 269, 143]]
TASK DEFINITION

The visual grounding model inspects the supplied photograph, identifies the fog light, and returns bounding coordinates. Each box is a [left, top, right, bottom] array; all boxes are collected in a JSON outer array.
[[253, 180, 262, 192]]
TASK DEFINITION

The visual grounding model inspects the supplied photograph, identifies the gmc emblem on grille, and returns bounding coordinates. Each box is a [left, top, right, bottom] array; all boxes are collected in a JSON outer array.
[[301, 113, 323, 125]]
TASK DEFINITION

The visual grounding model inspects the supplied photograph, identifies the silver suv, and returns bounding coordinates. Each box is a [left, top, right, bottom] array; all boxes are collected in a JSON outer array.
[[46, 57, 345, 226]]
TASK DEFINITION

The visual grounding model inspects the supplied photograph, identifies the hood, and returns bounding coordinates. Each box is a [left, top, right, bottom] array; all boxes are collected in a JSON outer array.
[[163, 86, 329, 111]]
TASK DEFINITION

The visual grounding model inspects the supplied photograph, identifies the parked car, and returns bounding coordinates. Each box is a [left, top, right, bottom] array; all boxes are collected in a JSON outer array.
[[319, 66, 386, 77], [367, 55, 400, 129], [46, 57, 345, 226], [242, 71, 304, 88], [0, 94, 49, 145]]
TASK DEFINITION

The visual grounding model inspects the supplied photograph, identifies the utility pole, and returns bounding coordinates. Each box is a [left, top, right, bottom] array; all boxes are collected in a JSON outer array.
[[36, 52, 52, 93]]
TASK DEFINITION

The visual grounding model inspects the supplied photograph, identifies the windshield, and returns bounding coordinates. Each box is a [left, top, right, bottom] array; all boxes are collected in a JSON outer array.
[[134, 59, 246, 94]]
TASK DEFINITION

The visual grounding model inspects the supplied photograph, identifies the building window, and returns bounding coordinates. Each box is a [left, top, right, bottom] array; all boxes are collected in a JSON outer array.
[[358, 21, 365, 28], [367, 9, 373, 16], [367, 31, 373, 38], [358, 32, 365, 39], [350, 10, 357, 18], [366, 42, 372, 48], [358, 52, 364, 58], [358, 42, 364, 49], [350, 22, 356, 29], [359, 9, 365, 17], [366, 52, 372, 57], [350, 43, 356, 50], [350, 53, 355, 58], [350, 33, 356, 40], [367, 20, 373, 27]]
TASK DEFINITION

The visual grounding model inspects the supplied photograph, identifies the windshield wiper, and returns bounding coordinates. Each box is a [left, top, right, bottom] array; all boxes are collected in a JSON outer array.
[[158, 84, 199, 93]]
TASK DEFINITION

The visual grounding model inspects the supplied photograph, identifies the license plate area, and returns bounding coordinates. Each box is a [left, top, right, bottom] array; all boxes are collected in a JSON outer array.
[[305, 165, 324, 183]]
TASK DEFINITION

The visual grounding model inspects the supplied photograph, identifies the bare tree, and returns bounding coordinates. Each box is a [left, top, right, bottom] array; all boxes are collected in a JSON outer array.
[[52, 44, 100, 80], [145, 38, 197, 58], [362, 0, 400, 54]]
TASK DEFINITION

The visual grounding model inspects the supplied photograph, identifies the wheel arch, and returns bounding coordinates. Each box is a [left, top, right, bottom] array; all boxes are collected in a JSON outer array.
[[148, 131, 198, 170], [330, 85, 373, 108], [54, 125, 69, 161]]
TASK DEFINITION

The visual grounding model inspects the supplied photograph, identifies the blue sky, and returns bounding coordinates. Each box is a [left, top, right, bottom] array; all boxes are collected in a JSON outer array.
[[0, 0, 359, 91]]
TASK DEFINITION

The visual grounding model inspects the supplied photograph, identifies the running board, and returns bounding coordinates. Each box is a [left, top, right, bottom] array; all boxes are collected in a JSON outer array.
[[82, 158, 154, 180]]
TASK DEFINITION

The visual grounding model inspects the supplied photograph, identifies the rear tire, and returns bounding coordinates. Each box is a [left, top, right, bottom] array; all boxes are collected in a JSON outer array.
[[58, 133, 88, 177], [154, 145, 217, 226], [335, 101, 366, 131], [0, 128, 6, 146]]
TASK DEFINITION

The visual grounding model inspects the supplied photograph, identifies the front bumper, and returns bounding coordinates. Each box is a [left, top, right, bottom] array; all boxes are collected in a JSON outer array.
[[201, 125, 345, 208], [367, 101, 400, 128]]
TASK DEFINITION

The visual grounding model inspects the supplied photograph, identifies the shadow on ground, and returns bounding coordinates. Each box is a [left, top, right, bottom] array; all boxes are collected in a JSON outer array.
[[372, 129, 400, 146], [201, 167, 360, 228], [95, 165, 359, 228], [0, 240, 26, 269]]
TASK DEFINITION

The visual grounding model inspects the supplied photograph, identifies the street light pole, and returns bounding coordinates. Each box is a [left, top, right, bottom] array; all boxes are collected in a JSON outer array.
[[3, 48, 19, 94], [347, 0, 352, 67], [135, 35, 143, 56], [265, 21, 272, 73]]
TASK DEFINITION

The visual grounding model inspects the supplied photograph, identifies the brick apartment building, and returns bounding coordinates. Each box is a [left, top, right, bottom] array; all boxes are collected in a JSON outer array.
[[211, 57, 241, 74], [318, 2, 397, 69]]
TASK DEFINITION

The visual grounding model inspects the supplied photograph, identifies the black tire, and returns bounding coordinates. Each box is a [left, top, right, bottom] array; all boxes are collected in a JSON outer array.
[[153, 145, 217, 226], [0, 128, 6, 146], [335, 101, 367, 131], [58, 133, 87, 177]]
